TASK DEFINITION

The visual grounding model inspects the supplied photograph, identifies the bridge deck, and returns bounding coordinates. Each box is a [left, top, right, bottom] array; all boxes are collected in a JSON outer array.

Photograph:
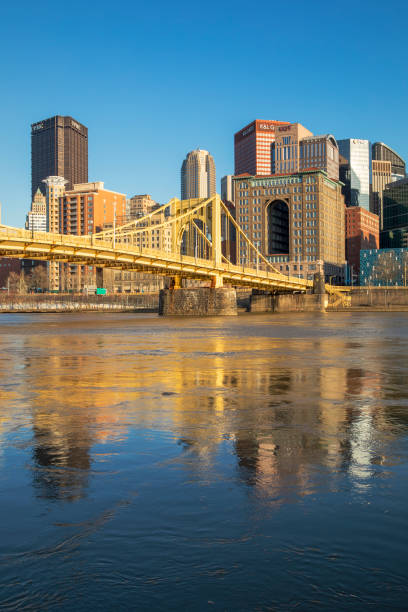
[[0, 226, 313, 292]]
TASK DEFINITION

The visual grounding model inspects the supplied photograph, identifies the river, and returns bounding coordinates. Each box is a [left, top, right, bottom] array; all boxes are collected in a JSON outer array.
[[0, 312, 407, 611]]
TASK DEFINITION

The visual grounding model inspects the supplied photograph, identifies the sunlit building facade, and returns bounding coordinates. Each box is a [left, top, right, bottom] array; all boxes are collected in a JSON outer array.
[[232, 169, 345, 281], [43, 176, 67, 290], [234, 120, 291, 176], [25, 188, 47, 232], [128, 194, 158, 220], [181, 150, 216, 199]]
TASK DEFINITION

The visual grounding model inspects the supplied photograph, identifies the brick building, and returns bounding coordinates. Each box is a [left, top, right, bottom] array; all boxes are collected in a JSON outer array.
[[234, 120, 340, 181], [59, 182, 126, 291], [345, 207, 379, 282], [234, 120, 291, 176], [60, 182, 126, 235]]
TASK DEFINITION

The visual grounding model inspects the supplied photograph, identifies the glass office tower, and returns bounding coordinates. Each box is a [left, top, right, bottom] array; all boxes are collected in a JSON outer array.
[[338, 139, 370, 210], [380, 178, 408, 248]]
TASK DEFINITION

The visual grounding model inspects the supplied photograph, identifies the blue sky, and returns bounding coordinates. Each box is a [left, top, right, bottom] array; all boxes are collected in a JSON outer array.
[[1, 0, 407, 226]]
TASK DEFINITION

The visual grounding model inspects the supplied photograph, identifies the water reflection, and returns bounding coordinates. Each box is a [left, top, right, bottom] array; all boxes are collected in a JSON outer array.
[[1, 313, 408, 610], [0, 314, 406, 504]]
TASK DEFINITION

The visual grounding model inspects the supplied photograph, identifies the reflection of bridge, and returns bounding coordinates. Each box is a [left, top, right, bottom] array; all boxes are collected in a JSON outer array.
[[0, 195, 315, 293]]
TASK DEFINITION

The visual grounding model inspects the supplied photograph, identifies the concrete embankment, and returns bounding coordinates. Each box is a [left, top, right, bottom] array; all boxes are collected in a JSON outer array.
[[0, 293, 159, 313], [328, 287, 408, 312]]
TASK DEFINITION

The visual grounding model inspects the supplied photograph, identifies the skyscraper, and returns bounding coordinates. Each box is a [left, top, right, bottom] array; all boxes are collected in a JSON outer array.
[[25, 188, 47, 232], [381, 178, 408, 248], [234, 120, 340, 181], [371, 143, 406, 226], [31, 115, 88, 198], [372, 142, 405, 181], [234, 120, 290, 176], [337, 139, 370, 209], [181, 149, 216, 199]]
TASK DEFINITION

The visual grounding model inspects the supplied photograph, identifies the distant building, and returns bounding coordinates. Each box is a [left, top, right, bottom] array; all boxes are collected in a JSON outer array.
[[371, 160, 392, 224], [371, 143, 405, 227], [221, 175, 233, 203], [25, 188, 47, 232], [274, 124, 340, 181], [372, 142, 405, 181], [181, 149, 216, 199], [380, 177, 408, 248], [337, 139, 370, 210], [43, 176, 67, 233], [234, 120, 340, 181], [234, 119, 291, 175], [60, 182, 126, 235], [43, 176, 67, 291], [31, 116, 88, 198], [126, 211, 172, 252], [232, 169, 346, 282], [59, 182, 126, 292], [128, 194, 157, 220], [298, 134, 340, 181], [360, 248, 408, 286], [345, 207, 379, 282], [102, 269, 165, 294]]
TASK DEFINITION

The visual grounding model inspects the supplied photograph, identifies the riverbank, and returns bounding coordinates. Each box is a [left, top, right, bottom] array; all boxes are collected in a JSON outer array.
[[2, 287, 408, 314]]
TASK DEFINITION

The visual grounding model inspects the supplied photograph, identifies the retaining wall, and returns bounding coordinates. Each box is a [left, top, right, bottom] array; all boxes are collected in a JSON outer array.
[[0, 293, 159, 313], [250, 291, 327, 313]]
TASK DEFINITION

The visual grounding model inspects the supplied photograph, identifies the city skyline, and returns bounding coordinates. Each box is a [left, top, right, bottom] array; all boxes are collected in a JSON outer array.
[[0, 0, 407, 227]]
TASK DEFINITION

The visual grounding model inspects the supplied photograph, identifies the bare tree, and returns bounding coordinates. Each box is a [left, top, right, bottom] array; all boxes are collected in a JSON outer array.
[[59, 264, 72, 293], [26, 266, 48, 292], [7, 270, 27, 294]]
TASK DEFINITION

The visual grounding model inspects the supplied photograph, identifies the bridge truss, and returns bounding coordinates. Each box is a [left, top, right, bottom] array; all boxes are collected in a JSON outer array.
[[0, 195, 320, 292]]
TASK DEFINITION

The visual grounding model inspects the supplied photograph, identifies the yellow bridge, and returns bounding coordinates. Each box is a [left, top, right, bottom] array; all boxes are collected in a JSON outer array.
[[0, 195, 343, 294]]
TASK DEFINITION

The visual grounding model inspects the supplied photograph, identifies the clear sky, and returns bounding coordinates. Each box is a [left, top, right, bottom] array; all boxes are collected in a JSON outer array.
[[1, 0, 407, 226]]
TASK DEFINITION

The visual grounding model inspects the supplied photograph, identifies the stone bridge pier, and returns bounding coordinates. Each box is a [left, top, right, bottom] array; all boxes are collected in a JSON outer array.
[[249, 273, 328, 313], [159, 285, 237, 316]]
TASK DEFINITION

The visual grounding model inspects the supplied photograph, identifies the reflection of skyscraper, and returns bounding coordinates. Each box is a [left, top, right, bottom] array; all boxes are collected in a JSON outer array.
[[181, 149, 216, 199], [32, 416, 92, 502], [31, 115, 88, 198]]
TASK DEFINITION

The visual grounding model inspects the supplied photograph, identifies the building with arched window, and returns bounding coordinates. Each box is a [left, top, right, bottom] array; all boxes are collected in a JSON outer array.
[[233, 169, 346, 282]]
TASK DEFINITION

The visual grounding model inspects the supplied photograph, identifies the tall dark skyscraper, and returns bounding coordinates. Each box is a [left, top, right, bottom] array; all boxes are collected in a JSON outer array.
[[31, 115, 88, 198]]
